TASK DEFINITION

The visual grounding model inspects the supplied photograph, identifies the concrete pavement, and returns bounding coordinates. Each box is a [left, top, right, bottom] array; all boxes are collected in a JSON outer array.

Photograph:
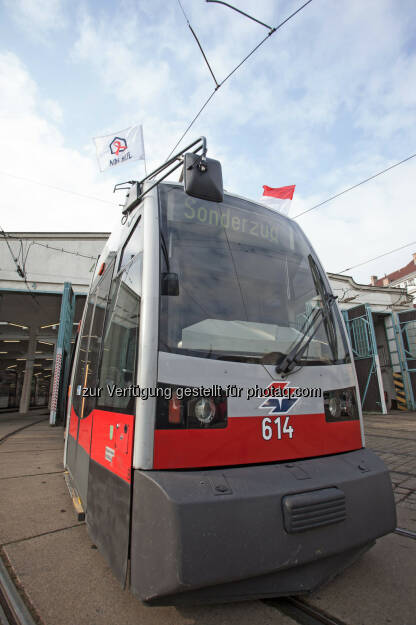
[[0, 408, 49, 442], [301, 411, 416, 625], [1, 409, 416, 625], [0, 412, 295, 625], [365, 412, 416, 531]]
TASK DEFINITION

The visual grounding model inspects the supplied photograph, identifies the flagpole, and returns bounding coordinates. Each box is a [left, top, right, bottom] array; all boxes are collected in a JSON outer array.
[[142, 125, 148, 176]]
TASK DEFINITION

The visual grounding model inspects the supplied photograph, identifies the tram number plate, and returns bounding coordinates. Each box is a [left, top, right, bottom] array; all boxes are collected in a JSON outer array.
[[262, 416, 294, 441]]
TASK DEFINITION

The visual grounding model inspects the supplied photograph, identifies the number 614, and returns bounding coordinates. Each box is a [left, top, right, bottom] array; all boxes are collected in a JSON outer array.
[[262, 416, 294, 440]]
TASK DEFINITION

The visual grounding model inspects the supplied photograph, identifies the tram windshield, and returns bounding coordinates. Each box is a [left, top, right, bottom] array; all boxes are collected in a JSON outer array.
[[159, 184, 349, 365]]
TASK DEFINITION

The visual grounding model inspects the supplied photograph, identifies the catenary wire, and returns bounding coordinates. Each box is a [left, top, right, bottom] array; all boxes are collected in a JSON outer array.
[[0, 170, 119, 206], [337, 240, 416, 274], [218, 0, 313, 87], [1, 231, 98, 260], [292, 152, 416, 219], [166, 0, 313, 159], [206, 1, 273, 30], [177, 0, 219, 87], [0, 228, 41, 305]]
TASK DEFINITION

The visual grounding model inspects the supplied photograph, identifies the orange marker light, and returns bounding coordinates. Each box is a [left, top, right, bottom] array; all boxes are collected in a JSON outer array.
[[168, 392, 182, 424]]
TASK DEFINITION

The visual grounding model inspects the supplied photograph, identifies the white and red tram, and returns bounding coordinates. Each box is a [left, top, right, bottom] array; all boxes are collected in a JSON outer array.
[[64, 138, 395, 604]]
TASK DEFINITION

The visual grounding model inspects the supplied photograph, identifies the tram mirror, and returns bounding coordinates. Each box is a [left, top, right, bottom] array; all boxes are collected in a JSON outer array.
[[161, 272, 179, 296], [183, 153, 223, 202]]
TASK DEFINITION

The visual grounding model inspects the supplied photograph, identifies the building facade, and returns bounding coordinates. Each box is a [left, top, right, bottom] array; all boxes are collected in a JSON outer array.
[[371, 252, 416, 305], [0, 232, 108, 415], [1, 232, 415, 418], [329, 272, 415, 413]]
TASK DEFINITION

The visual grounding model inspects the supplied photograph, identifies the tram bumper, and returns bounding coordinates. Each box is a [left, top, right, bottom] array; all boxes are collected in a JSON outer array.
[[130, 448, 395, 604]]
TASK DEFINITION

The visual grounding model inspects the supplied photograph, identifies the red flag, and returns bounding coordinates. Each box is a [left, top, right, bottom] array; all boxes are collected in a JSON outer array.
[[262, 185, 296, 200]]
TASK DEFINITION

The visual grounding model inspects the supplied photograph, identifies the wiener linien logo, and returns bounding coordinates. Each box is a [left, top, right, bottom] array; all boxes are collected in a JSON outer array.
[[259, 381, 300, 415]]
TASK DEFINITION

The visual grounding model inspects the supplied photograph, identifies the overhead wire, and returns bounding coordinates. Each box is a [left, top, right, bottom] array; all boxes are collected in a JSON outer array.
[[292, 152, 416, 219], [0, 227, 41, 305], [177, 0, 219, 88], [1, 231, 98, 261], [337, 240, 416, 275], [31, 241, 98, 261], [0, 170, 119, 206], [287, 152, 416, 274], [167, 0, 313, 159], [217, 0, 313, 87], [0, 229, 98, 309], [206, 0, 273, 30]]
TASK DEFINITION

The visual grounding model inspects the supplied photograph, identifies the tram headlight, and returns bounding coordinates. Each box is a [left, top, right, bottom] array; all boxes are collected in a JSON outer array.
[[187, 394, 227, 428], [156, 384, 228, 429], [324, 387, 359, 421], [193, 398, 216, 425], [328, 396, 341, 418]]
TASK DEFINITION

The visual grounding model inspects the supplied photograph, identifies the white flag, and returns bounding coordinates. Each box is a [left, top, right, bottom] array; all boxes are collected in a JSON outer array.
[[93, 124, 145, 172]]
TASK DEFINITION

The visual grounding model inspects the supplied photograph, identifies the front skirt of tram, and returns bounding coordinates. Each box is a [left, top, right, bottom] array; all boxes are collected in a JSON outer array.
[[128, 448, 396, 604]]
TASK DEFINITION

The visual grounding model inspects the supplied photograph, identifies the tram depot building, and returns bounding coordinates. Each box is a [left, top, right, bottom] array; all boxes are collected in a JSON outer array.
[[0, 232, 415, 420]]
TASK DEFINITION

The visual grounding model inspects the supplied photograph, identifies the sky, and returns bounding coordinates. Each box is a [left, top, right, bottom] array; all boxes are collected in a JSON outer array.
[[0, 0, 416, 285]]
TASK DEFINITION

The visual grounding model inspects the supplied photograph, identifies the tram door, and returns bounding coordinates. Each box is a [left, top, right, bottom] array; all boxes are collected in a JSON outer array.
[[73, 217, 143, 586], [68, 262, 115, 507]]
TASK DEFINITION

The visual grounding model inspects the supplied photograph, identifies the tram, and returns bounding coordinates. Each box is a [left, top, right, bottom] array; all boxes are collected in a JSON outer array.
[[64, 137, 396, 604]]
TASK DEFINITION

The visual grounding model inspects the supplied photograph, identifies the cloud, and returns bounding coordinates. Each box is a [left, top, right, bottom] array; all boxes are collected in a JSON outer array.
[[3, 0, 67, 40], [0, 52, 119, 232], [1, 0, 416, 286], [292, 156, 416, 284]]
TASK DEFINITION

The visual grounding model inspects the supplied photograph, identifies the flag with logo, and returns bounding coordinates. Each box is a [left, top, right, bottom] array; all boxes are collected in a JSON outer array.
[[261, 184, 296, 216], [93, 124, 145, 172]]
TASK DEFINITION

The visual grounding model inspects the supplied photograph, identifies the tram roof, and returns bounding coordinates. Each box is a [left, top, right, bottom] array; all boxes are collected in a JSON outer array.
[[158, 180, 296, 224]]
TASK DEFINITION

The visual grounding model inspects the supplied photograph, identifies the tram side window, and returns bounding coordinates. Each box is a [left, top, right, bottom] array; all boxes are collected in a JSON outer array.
[[119, 215, 142, 271], [72, 302, 94, 417], [97, 252, 142, 413], [71, 261, 114, 417]]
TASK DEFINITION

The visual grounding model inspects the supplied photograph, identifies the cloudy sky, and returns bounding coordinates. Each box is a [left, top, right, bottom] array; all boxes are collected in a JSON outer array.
[[0, 0, 415, 284]]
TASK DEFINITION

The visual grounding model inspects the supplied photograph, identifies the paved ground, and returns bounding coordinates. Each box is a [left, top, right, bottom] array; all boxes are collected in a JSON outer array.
[[300, 410, 416, 625], [0, 411, 296, 625], [0, 409, 415, 625], [365, 411, 416, 531]]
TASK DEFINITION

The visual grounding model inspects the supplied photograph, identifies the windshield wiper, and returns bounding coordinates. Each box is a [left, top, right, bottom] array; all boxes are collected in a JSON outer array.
[[275, 294, 337, 375]]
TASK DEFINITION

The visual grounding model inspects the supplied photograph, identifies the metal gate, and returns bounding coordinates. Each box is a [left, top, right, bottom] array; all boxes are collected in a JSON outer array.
[[389, 309, 416, 410], [343, 304, 386, 412], [50, 282, 75, 425]]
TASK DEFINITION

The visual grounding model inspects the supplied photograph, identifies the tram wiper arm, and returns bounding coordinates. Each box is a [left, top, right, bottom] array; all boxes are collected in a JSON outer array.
[[160, 232, 170, 272], [275, 296, 337, 375]]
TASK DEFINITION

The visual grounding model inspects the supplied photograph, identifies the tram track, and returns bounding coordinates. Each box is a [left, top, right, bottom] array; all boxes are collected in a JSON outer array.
[[0, 559, 37, 625], [267, 597, 349, 625], [395, 527, 416, 540], [268, 527, 416, 625], [0, 417, 48, 445], [0, 415, 49, 625]]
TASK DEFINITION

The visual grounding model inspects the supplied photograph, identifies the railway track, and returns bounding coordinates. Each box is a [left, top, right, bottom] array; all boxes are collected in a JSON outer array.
[[0, 559, 37, 625], [0, 417, 48, 445], [267, 526, 416, 624], [0, 417, 47, 625], [395, 527, 416, 540], [267, 596, 349, 625]]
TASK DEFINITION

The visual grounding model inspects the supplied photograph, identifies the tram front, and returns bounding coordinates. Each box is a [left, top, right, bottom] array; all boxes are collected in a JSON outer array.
[[65, 140, 395, 605], [128, 180, 396, 603]]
